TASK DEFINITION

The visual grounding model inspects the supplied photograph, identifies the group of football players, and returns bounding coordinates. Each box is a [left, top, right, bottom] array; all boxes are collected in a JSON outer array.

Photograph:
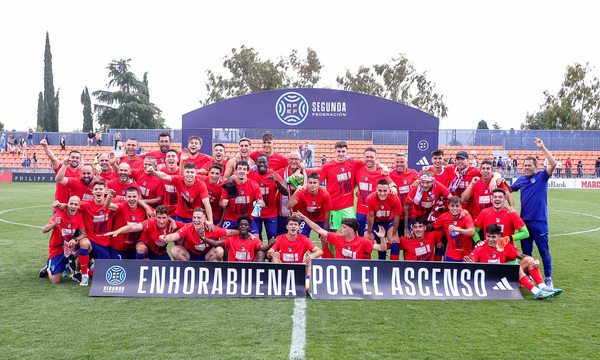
[[38, 132, 561, 299]]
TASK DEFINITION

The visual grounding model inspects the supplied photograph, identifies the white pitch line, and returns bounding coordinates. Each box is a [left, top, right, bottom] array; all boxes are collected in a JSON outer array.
[[549, 210, 600, 237], [0, 205, 46, 229], [289, 297, 307, 360]]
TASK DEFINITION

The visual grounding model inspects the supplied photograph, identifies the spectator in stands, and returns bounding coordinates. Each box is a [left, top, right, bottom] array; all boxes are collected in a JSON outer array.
[[577, 161, 583, 178], [471, 155, 478, 168], [0, 133, 6, 154], [18, 136, 26, 156], [497, 156, 503, 174], [95, 130, 102, 147], [60, 135, 66, 152], [87, 130, 95, 146], [43, 131, 49, 144], [595, 157, 600, 178], [565, 157, 572, 178], [321, 154, 326, 166], [33, 153, 38, 172], [492, 157, 497, 169], [114, 130, 122, 150], [555, 158, 562, 178], [512, 156, 518, 177], [27, 128, 34, 148], [7, 135, 16, 154], [305, 146, 313, 168]]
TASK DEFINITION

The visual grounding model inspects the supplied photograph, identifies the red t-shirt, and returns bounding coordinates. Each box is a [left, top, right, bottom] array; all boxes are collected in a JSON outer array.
[[469, 180, 510, 218], [54, 164, 81, 202], [325, 232, 374, 259], [421, 167, 454, 188], [177, 223, 228, 256], [203, 178, 224, 223], [272, 234, 316, 263], [120, 156, 144, 170], [139, 218, 184, 255], [474, 207, 526, 240], [106, 178, 141, 200], [294, 188, 332, 222], [469, 242, 518, 263], [144, 150, 177, 172], [158, 166, 180, 216], [47, 209, 85, 258], [171, 175, 210, 219], [79, 200, 114, 247], [247, 170, 284, 218], [319, 159, 365, 210], [131, 169, 163, 201], [220, 179, 263, 221], [390, 168, 419, 214], [250, 151, 289, 172], [64, 177, 94, 201], [398, 230, 443, 261], [433, 212, 475, 260], [365, 192, 402, 223], [222, 235, 264, 262], [355, 166, 393, 215], [448, 165, 482, 214], [406, 182, 451, 219], [97, 170, 118, 184], [183, 153, 213, 173], [110, 202, 147, 251]]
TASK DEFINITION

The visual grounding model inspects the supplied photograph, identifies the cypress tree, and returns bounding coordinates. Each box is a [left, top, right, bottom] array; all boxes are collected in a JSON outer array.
[[43, 32, 59, 131], [81, 87, 93, 132]]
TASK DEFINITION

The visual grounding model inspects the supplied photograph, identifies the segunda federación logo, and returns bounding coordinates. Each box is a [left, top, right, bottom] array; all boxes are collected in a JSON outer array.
[[275, 92, 309, 126], [106, 265, 127, 285]]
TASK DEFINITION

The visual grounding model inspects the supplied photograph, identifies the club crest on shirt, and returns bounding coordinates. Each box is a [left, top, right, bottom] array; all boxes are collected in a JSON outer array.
[[67, 223, 72, 228], [186, 191, 190, 196], [131, 216, 135, 221], [496, 218, 500, 223], [453, 220, 457, 225], [241, 190, 245, 195], [288, 247, 293, 252], [312, 201, 316, 205], [346, 245, 351, 250], [365, 176, 368, 181], [260, 182, 264, 186], [403, 179, 407, 184], [531, 178, 536, 183], [492, 253, 497, 258], [484, 189, 488, 194], [241, 246, 246, 251], [340, 167, 345, 172], [419, 241, 423, 246], [99, 210, 103, 214], [143, 181, 147, 186], [380, 205, 384, 209]]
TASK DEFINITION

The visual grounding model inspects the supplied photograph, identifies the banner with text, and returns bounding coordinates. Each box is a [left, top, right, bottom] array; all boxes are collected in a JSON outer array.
[[89, 260, 306, 298], [309, 259, 523, 300]]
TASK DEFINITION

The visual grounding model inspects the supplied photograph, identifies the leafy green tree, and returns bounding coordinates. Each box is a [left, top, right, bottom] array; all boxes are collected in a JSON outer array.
[[81, 87, 93, 132], [36, 92, 45, 131], [202, 46, 323, 105], [337, 54, 448, 118], [492, 122, 500, 129], [477, 120, 489, 129], [42, 32, 59, 132], [523, 63, 600, 130], [93, 59, 162, 129]]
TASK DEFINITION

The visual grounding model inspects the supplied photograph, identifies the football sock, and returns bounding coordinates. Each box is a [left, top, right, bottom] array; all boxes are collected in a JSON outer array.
[[390, 243, 400, 261], [78, 248, 89, 275], [520, 276, 537, 292], [530, 268, 545, 286]]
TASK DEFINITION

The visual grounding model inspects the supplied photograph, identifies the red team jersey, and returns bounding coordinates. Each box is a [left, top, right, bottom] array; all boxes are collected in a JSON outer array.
[[182, 153, 212, 173], [47, 210, 85, 258], [220, 179, 263, 221], [272, 234, 316, 263], [110, 203, 147, 251], [64, 177, 94, 201], [406, 182, 451, 219], [248, 170, 284, 218], [139, 218, 184, 255], [170, 175, 210, 219], [158, 166, 180, 215], [389, 168, 419, 216], [176, 223, 228, 256], [97, 171, 118, 184], [130, 169, 163, 201], [319, 159, 365, 211], [106, 178, 141, 200], [143, 150, 176, 172], [355, 166, 393, 215], [119, 156, 144, 170], [398, 230, 444, 261], [421, 167, 454, 188], [448, 165, 481, 214], [79, 200, 115, 247], [222, 236, 264, 262], [365, 192, 402, 223], [250, 151, 289, 172], [203, 178, 224, 222], [469, 180, 510, 218], [325, 232, 374, 259], [474, 207, 526, 240], [433, 212, 475, 260], [53, 164, 81, 202], [469, 242, 519, 263], [293, 188, 332, 222]]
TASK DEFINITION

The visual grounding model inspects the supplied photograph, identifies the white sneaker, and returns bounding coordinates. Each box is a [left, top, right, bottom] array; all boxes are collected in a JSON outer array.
[[80, 274, 89, 287], [544, 277, 554, 290]]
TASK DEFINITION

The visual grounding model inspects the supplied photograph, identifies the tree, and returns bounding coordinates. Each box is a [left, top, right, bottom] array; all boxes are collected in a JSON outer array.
[[492, 122, 501, 129], [0, 121, 4, 132], [93, 59, 163, 129], [522, 63, 600, 130], [36, 92, 45, 131], [336, 54, 448, 118], [81, 87, 93, 132], [41, 32, 59, 132], [477, 120, 489, 129], [201, 46, 323, 105]]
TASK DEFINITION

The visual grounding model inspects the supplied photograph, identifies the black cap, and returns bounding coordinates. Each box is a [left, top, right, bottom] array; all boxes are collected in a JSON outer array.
[[456, 151, 469, 159]]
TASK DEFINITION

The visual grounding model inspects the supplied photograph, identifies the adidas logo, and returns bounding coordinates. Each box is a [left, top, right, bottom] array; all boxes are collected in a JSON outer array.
[[416, 157, 430, 166], [493, 277, 514, 291]]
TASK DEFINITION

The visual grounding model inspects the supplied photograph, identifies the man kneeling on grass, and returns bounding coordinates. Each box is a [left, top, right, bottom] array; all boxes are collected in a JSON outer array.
[[464, 224, 562, 300]]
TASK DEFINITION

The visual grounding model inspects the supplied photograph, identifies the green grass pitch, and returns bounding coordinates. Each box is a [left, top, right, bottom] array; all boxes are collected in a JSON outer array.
[[0, 183, 599, 359]]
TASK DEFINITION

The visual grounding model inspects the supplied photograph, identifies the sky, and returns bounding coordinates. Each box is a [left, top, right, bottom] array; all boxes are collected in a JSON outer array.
[[1, 0, 599, 133]]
